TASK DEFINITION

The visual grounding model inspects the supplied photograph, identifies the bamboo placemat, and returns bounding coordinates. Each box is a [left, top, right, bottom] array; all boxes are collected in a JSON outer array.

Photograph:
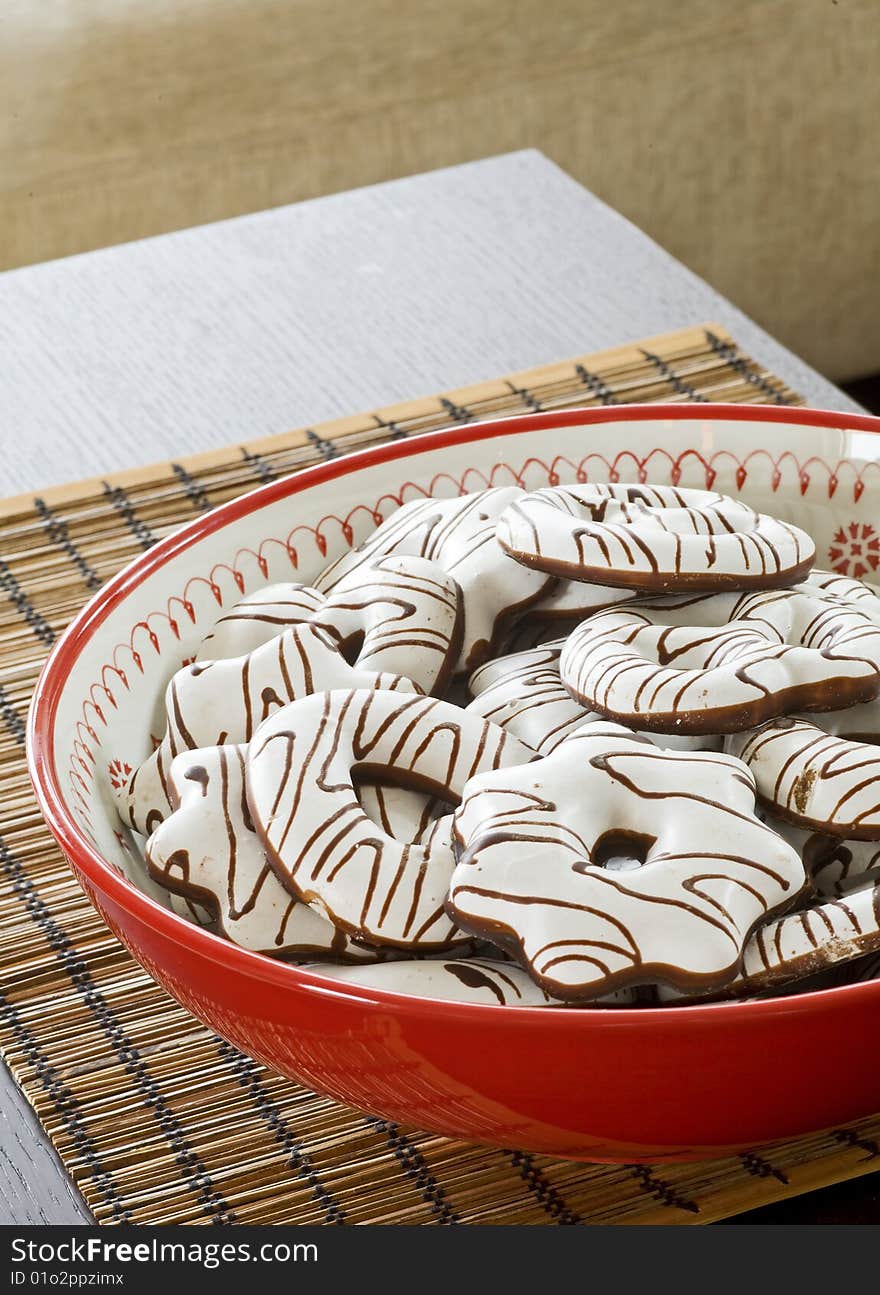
[[2, 323, 879, 1226]]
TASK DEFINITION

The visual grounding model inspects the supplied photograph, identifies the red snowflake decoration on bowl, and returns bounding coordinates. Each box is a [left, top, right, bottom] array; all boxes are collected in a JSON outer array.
[[828, 522, 880, 579], [107, 758, 133, 791]]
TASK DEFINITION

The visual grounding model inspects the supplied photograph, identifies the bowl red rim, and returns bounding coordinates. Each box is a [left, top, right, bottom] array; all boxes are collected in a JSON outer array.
[[27, 401, 880, 1028]]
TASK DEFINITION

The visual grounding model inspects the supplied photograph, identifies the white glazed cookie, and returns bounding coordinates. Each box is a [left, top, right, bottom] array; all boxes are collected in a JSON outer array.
[[497, 483, 815, 591], [560, 585, 880, 734], [806, 569, 880, 618], [120, 624, 413, 835], [768, 816, 880, 898], [247, 688, 535, 950], [117, 555, 466, 834], [448, 726, 805, 1000], [313, 489, 550, 672], [727, 699, 880, 839], [145, 744, 381, 960], [299, 957, 563, 1005], [196, 584, 325, 659], [466, 642, 595, 754], [467, 642, 722, 754], [737, 879, 880, 993]]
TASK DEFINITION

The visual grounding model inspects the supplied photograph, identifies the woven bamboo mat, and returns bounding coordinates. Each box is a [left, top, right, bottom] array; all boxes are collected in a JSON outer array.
[[2, 323, 879, 1226]]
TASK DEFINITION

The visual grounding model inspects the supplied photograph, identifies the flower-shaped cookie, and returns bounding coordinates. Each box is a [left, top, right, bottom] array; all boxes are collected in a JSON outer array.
[[448, 727, 805, 999], [560, 585, 880, 734]]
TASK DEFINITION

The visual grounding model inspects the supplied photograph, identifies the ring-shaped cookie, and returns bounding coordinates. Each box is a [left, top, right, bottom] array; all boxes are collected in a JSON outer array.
[[247, 688, 535, 950], [467, 643, 722, 754], [118, 556, 461, 835], [727, 697, 880, 839], [559, 585, 880, 734], [314, 489, 551, 672], [448, 726, 805, 999], [498, 483, 814, 591]]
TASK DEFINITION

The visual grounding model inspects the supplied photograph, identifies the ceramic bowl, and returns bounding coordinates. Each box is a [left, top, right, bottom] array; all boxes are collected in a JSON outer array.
[[28, 405, 880, 1162]]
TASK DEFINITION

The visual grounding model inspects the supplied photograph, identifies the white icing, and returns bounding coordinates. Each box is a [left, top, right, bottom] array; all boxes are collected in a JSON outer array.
[[498, 483, 814, 589], [560, 585, 880, 733], [449, 726, 805, 999], [246, 688, 535, 949], [145, 744, 381, 960], [313, 489, 549, 671]]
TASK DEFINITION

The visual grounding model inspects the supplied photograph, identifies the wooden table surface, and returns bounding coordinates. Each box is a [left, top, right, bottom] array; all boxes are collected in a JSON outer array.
[[0, 150, 870, 1226]]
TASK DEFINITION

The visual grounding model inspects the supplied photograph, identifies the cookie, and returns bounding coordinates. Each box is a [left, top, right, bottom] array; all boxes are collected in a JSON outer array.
[[497, 484, 814, 592], [247, 688, 535, 950], [145, 744, 382, 960], [299, 957, 562, 1005], [313, 490, 551, 671], [738, 879, 880, 994], [120, 624, 413, 835], [728, 710, 880, 840], [559, 585, 880, 734], [118, 554, 465, 835], [771, 818, 880, 898], [448, 726, 805, 999], [466, 641, 594, 755], [467, 643, 722, 755], [196, 584, 325, 659]]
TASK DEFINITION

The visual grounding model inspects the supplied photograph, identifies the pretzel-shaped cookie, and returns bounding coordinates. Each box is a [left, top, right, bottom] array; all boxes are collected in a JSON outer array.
[[498, 483, 814, 591], [560, 585, 880, 734], [448, 726, 805, 999], [727, 698, 880, 839], [145, 744, 385, 961], [118, 556, 460, 834], [314, 489, 551, 671], [247, 689, 535, 950]]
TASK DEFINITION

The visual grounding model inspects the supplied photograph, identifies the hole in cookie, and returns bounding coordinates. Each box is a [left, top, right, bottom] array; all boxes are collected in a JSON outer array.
[[590, 830, 656, 873], [337, 629, 366, 667], [352, 772, 453, 842]]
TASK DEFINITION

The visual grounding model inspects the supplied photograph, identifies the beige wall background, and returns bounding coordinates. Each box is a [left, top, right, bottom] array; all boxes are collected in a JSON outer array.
[[2, 0, 877, 380]]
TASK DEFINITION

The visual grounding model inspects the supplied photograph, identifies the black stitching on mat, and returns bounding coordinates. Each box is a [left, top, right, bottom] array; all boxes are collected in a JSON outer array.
[[739, 1151, 789, 1185], [373, 416, 408, 441], [0, 835, 234, 1223], [240, 449, 277, 483], [33, 498, 103, 591], [216, 1041, 346, 1223], [306, 429, 338, 461], [704, 330, 792, 405], [101, 483, 155, 551], [171, 464, 212, 514], [0, 560, 56, 647], [0, 686, 26, 746], [439, 398, 473, 424], [363, 1116, 459, 1223], [626, 1164, 700, 1214], [640, 350, 708, 402], [505, 1150, 583, 1224], [833, 1128, 880, 1161], [505, 382, 543, 413], [0, 991, 128, 1220], [575, 364, 620, 405]]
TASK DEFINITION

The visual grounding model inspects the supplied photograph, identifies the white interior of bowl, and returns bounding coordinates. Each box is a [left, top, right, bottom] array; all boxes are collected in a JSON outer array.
[[50, 413, 880, 911]]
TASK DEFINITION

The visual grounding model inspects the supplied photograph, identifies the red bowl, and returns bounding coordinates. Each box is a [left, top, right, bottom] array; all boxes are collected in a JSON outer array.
[[28, 404, 880, 1161]]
